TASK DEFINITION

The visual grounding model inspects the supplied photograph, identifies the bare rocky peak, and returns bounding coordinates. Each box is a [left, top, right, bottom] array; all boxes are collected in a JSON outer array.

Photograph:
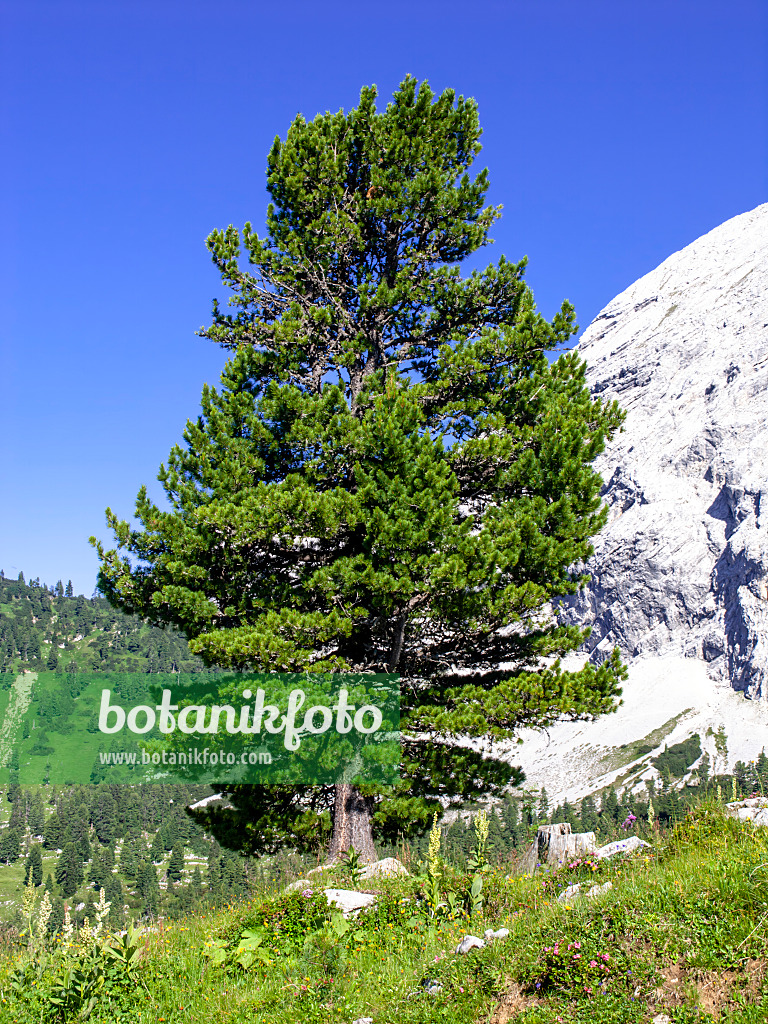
[[568, 202, 768, 698]]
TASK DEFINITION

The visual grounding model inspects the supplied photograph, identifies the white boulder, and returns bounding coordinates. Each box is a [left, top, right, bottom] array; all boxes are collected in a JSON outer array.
[[455, 934, 485, 954], [324, 889, 377, 918], [359, 857, 409, 879], [596, 836, 651, 859]]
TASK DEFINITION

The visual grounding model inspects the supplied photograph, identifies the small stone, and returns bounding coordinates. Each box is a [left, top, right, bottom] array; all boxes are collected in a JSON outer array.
[[596, 836, 651, 860], [557, 883, 582, 903], [483, 927, 510, 940], [283, 878, 313, 893], [586, 881, 613, 898], [651, 1015, 671, 1024], [324, 889, 378, 918], [359, 857, 409, 879], [455, 934, 486, 954], [307, 864, 333, 876], [352, 1018, 374, 1024], [422, 979, 443, 994]]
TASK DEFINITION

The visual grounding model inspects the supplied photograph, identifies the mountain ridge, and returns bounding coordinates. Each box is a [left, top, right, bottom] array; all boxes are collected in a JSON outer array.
[[510, 203, 768, 803]]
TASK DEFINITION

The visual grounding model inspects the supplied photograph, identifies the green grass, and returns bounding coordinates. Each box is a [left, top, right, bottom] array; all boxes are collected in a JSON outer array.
[[3, 802, 768, 1023]]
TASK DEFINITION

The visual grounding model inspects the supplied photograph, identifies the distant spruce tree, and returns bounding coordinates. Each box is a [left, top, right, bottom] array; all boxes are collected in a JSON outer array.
[[48, 896, 65, 936], [25, 844, 44, 887], [119, 840, 138, 880], [92, 76, 625, 862], [167, 844, 185, 882], [537, 788, 550, 825], [91, 790, 117, 845], [136, 861, 160, 917], [190, 865, 204, 902], [150, 831, 165, 864], [43, 809, 62, 849], [55, 843, 83, 898], [28, 791, 45, 836]]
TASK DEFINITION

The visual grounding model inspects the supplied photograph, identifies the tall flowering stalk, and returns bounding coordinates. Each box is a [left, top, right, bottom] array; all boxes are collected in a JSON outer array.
[[426, 813, 442, 916]]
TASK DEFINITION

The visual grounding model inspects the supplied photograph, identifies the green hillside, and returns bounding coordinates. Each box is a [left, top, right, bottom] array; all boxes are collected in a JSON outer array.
[[0, 572, 206, 676]]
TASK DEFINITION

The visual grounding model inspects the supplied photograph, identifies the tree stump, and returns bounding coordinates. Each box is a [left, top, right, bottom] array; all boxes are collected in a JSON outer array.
[[520, 823, 597, 873]]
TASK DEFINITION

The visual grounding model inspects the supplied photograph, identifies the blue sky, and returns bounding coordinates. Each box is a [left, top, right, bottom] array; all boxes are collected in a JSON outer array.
[[1, 0, 766, 597]]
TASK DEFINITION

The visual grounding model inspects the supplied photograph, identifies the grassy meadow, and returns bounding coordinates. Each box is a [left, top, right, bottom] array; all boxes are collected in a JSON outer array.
[[2, 801, 768, 1023]]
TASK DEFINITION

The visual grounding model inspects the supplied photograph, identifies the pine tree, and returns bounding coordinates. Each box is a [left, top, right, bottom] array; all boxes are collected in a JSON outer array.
[[561, 799, 578, 831], [537, 788, 550, 825], [136, 861, 160, 917], [602, 789, 620, 824], [91, 790, 117, 845], [28, 791, 45, 836], [43, 810, 62, 849], [48, 896, 65, 936], [579, 794, 600, 834], [65, 581, 74, 598], [167, 844, 184, 882], [501, 799, 520, 848], [92, 76, 625, 861], [105, 875, 124, 929], [24, 844, 43, 887], [0, 798, 24, 863], [207, 854, 221, 900], [487, 809, 506, 861], [55, 843, 83, 898], [150, 830, 165, 864], [191, 865, 204, 902], [119, 840, 138, 880], [88, 847, 106, 890]]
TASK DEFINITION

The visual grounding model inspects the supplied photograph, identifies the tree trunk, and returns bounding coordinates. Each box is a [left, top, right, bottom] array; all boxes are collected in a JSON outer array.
[[328, 783, 378, 864]]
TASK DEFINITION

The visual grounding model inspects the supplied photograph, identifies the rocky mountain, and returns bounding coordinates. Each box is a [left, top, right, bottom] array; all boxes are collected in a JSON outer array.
[[571, 201, 768, 696], [512, 203, 768, 803]]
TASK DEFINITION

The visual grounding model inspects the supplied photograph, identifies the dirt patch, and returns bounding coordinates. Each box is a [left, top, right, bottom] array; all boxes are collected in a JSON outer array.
[[487, 981, 542, 1024], [487, 959, 767, 1022], [648, 958, 767, 1017]]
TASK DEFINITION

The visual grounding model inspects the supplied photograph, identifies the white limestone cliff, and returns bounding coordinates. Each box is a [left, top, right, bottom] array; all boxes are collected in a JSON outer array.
[[568, 202, 768, 698], [511, 204, 768, 802]]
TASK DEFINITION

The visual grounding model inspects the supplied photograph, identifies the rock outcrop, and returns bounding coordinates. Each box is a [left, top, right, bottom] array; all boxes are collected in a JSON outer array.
[[725, 797, 768, 825], [566, 203, 768, 699]]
